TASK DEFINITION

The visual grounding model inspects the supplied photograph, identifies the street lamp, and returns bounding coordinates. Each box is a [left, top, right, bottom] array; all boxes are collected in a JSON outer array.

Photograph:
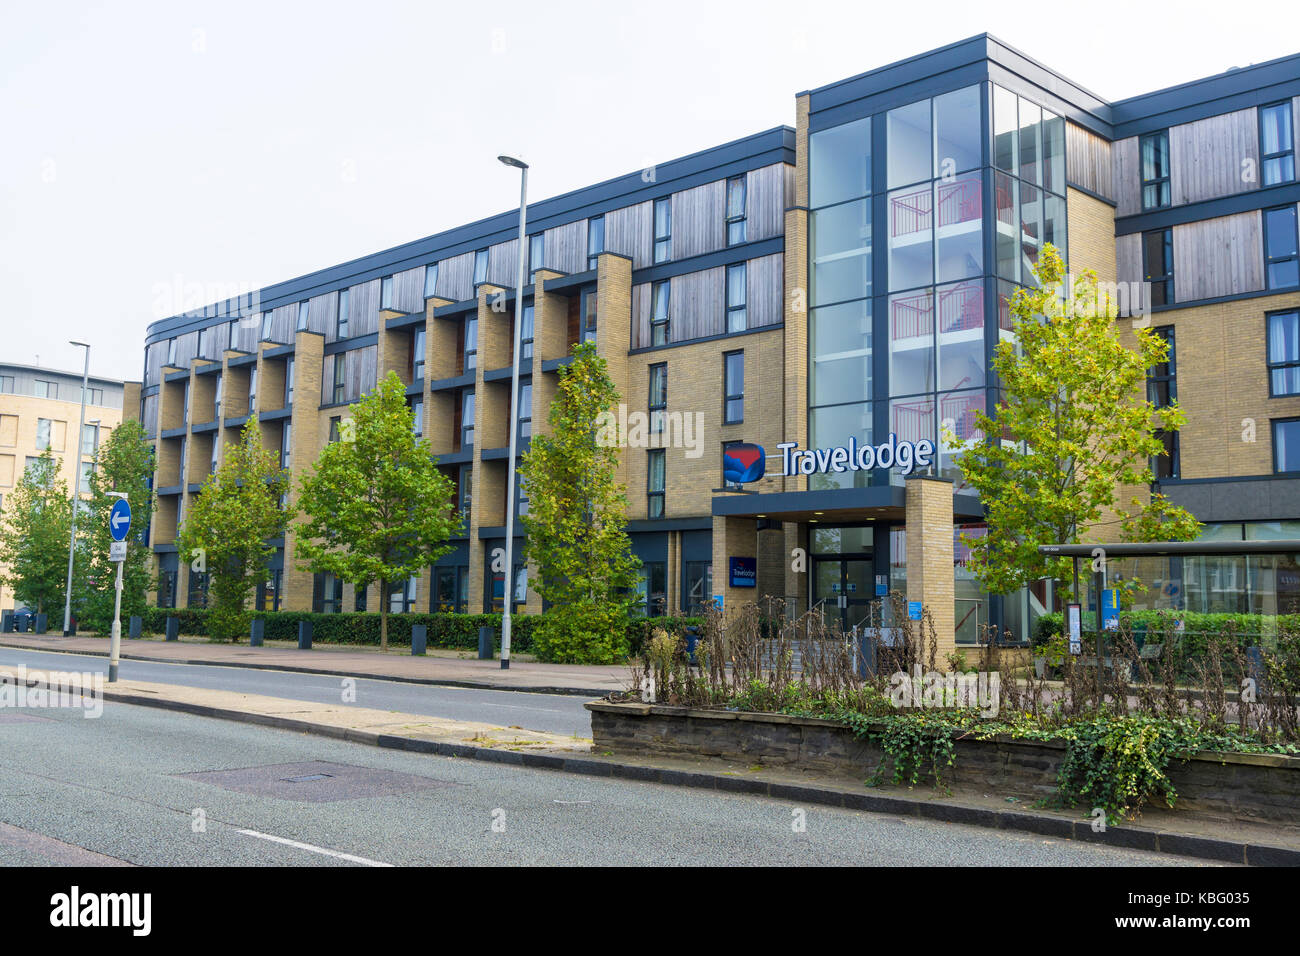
[[498, 154, 528, 669], [63, 341, 90, 636]]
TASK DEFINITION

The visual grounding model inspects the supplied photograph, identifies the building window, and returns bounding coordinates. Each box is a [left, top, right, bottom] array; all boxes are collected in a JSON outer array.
[[424, 263, 439, 298], [227, 318, 238, 348], [315, 573, 344, 614], [188, 571, 209, 609], [296, 300, 309, 331], [167, 338, 178, 365], [529, 234, 545, 279], [463, 317, 478, 372], [1143, 229, 1174, 307], [474, 249, 489, 286], [648, 363, 667, 436], [78, 460, 94, 494], [726, 263, 747, 332], [213, 372, 223, 420], [587, 216, 605, 269], [284, 357, 295, 406], [654, 197, 672, 263], [0, 376, 12, 393], [1261, 101, 1296, 186], [1268, 310, 1300, 396], [636, 562, 667, 617], [82, 386, 103, 405], [337, 288, 350, 338], [257, 571, 282, 612], [380, 275, 395, 310], [458, 463, 473, 516], [248, 367, 258, 411], [1264, 205, 1299, 290], [411, 398, 424, 437], [197, 329, 211, 360], [329, 416, 342, 443], [582, 289, 598, 344], [354, 583, 367, 612], [332, 353, 345, 404], [389, 577, 417, 614], [81, 423, 98, 456], [1140, 130, 1171, 210], [209, 435, 218, 474], [726, 176, 747, 245], [651, 281, 670, 345], [436, 567, 469, 614], [281, 421, 292, 470], [723, 350, 744, 424], [34, 379, 56, 399], [683, 561, 712, 615], [35, 418, 52, 450], [1147, 327, 1178, 480], [261, 311, 273, 340], [647, 448, 665, 518], [412, 328, 426, 381], [1275, 418, 1300, 473], [520, 303, 534, 361], [460, 391, 475, 449]]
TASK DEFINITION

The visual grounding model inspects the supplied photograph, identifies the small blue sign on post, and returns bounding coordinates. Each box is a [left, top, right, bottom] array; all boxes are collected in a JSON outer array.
[[109, 498, 132, 542], [907, 601, 923, 621], [1101, 589, 1120, 630]]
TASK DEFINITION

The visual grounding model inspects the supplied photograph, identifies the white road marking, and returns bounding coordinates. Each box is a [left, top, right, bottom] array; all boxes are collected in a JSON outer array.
[[236, 828, 394, 867]]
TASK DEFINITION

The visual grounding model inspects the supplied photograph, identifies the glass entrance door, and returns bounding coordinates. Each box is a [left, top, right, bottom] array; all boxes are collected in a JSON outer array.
[[813, 557, 875, 634]]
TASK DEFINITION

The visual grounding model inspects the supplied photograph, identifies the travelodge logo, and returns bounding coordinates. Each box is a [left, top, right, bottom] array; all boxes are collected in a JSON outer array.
[[723, 443, 766, 484]]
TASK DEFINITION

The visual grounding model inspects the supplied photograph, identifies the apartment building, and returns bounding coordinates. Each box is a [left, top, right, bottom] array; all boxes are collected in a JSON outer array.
[[0, 363, 124, 612], [131, 35, 1300, 650]]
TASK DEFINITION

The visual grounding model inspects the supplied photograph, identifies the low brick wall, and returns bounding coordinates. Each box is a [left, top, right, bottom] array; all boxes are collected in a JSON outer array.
[[586, 701, 1300, 823]]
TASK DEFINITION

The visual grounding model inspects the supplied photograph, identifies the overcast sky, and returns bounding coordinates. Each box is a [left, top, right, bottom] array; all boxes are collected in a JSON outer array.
[[2, 0, 1296, 382]]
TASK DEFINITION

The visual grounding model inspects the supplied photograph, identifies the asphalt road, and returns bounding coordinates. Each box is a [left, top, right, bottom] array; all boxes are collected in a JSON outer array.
[[0, 701, 1216, 866], [0, 646, 590, 737]]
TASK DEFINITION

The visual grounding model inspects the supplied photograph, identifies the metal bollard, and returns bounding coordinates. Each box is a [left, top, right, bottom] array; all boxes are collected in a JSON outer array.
[[297, 620, 312, 650], [165, 616, 179, 641], [250, 618, 264, 647], [33, 613, 47, 635], [129, 616, 142, 639], [411, 624, 427, 656], [478, 625, 493, 660]]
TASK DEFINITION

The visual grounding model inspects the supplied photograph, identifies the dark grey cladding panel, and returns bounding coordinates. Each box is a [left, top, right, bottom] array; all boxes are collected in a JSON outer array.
[[1162, 478, 1300, 523]]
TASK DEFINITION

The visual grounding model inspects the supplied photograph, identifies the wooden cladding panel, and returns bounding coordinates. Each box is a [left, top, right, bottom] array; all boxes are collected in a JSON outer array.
[[392, 267, 425, 313], [486, 239, 520, 288], [141, 393, 159, 435], [349, 279, 380, 336], [544, 220, 587, 275], [1066, 123, 1113, 200], [145, 343, 165, 385], [1172, 211, 1264, 302], [669, 267, 724, 342], [1170, 108, 1259, 206], [171, 331, 198, 368], [309, 291, 339, 338], [1116, 233, 1142, 289], [319, 344, 378, 405], [746, 253, 784, 328], [746, 165, 786, 242], [1112, 137, 1141, 218], [606, 202, 653, 269], [630, 283, 652, 350], [437, 253, 474, 303], [671, 181, 725, 260]]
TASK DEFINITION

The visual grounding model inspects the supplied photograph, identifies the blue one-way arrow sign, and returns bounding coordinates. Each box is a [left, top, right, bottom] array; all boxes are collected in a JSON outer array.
[[109, 498, 132, 542]]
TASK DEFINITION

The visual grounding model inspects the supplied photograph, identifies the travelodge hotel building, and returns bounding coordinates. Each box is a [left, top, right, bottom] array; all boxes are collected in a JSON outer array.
[[130, 35, 1300, 654]]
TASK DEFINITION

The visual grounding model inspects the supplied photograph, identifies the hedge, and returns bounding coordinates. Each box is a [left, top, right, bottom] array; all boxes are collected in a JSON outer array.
[[138, 606, 702, 657], [1034, 609, 1300, 656]]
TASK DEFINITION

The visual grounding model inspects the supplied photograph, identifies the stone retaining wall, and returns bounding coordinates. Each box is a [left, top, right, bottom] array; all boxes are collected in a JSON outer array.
[[586, 701, 1300, 822]]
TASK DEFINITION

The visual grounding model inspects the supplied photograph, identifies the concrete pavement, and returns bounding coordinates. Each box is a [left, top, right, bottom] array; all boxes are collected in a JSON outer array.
[[0, 634, 629, 695]]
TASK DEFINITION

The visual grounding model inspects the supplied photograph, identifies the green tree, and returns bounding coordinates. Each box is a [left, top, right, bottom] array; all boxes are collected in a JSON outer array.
[[0, 450, 73, 617], [520, 342, 641, 663], [75, 419, 156, 633], [295, 371, 459, 651], [177, 417, 288, 642], [954, 244, 1200, 597]]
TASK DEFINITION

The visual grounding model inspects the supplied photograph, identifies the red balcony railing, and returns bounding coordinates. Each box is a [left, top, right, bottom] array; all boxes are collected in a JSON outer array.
[[891, 291, 933, 339], [937, 282, 982, 333], [892, 398, 934, 444], [941, 392, 985, 443], [890, 186, 932, 237], [936, 177, 982, 227]]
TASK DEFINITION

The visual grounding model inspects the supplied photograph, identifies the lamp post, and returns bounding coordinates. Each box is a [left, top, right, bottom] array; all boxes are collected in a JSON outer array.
[[498, 154, 529, 669], [63, 341, 91, 636]]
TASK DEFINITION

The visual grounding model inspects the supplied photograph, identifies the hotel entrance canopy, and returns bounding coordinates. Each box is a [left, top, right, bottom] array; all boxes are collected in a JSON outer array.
[[711, 483, 984, 524]]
